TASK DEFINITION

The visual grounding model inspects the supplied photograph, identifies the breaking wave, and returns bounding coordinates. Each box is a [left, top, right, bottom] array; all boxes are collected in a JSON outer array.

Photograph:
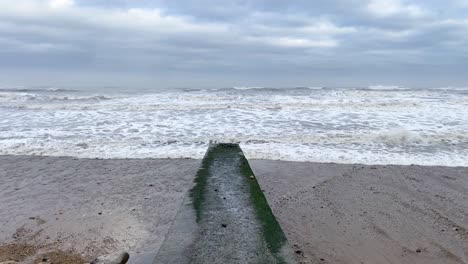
[[0, 87, 77, 93], [0, 86, 467, 166]]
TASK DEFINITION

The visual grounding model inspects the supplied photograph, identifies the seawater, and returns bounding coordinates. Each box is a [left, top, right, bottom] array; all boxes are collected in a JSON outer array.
[[0, 86, 467, 166]]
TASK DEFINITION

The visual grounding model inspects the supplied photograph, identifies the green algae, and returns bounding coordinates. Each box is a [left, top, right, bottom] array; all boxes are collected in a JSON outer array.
[[189, 143, 291, 263], [238, 147, 289, 263], [189, 144, 216, 222]]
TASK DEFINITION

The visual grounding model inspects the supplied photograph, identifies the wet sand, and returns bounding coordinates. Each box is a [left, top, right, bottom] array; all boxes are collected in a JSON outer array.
[[250, 160, 468, 264], [0, 156, 200, 263], [1, 156, 467, 263]]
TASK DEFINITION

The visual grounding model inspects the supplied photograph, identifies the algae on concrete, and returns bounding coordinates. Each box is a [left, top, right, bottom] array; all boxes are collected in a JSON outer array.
[[239, 150, 289, 260], [155, 143, 295, 264], [190, 144, 216, 222]]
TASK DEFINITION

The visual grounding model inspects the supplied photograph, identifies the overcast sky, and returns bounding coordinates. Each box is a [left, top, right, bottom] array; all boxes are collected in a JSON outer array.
[[0, 0, 467, 88]]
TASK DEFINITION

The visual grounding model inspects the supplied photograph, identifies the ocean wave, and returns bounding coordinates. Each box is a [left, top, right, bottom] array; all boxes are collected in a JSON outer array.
[[1, 86, 467, 166], [429, 86, 468, 91], [306, 86, 325, 90], [230, 86, 325, 91], [0, 136, 466, 166], [0, 87, 77, 93], [0, 92, 115, 103], [365, 85, 409, 91], [195, 132, 465, 146], [3, 99, 425, 111], [5, 131, 463, 149], [232, 86, 267, 90], [50, 95, 113, 101]]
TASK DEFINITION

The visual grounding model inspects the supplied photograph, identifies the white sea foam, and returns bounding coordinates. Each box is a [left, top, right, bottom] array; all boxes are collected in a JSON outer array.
[[376, 128, 423, 144], [232, 86, 266, 90], [0, 87, 467, 166], [430, 86, 468, 92], [306, 86, 324, 90], [367, 85, 407, 90]]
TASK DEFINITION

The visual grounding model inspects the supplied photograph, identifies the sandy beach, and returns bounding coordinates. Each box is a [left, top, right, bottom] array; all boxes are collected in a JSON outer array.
[[0, 156, 467, 263], [0, 156, 201, 263], [2, 0, 468, 263], [251, 160, 468, 264]]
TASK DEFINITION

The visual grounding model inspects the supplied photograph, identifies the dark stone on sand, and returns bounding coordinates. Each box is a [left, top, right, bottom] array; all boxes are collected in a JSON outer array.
[[116, 252, 130, 264], [91, 252, 130, 264], [416, 249, 421, 253]]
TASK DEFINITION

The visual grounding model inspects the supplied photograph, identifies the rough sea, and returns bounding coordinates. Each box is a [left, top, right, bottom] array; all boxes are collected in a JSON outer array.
[[1, 85, 467, 166]]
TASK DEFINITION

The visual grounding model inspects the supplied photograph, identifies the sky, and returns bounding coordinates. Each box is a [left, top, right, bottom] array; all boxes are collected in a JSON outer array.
[[0, 0, 467, 88]]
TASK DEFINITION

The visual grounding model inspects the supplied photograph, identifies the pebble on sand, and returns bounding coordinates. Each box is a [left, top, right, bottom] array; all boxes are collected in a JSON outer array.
[[91, 252, 130, 264]]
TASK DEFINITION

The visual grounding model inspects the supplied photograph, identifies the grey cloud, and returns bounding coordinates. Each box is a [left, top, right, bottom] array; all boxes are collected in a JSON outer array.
[[0, 0, 467, 87]]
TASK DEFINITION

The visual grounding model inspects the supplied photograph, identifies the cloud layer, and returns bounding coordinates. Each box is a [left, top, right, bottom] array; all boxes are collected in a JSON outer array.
[[0, 0, 467, 87]]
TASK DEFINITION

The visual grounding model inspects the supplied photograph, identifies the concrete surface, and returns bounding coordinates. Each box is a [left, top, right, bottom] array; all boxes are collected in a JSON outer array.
[[154, 144, 295, 264]]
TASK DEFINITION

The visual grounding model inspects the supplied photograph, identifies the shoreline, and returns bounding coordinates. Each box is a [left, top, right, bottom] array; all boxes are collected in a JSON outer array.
[[1, 154, 467, 168], [0, 155, 467, 263]]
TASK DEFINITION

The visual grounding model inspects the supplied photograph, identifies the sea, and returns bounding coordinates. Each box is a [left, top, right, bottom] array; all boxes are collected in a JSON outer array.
[[0, 85, 467, 166]]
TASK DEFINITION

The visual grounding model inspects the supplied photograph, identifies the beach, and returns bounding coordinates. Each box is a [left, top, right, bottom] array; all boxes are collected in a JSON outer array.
[[251, 160, 468, 264], [1, 155, 467, 263], [0, 156, 201, 263], [2, 0, 468, 262]]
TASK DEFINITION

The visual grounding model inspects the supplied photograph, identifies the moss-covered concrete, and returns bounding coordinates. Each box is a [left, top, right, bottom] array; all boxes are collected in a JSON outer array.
[[239, 149, 289, 261], [190, 144, 216, 222], [154, 143, 295, 264]]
